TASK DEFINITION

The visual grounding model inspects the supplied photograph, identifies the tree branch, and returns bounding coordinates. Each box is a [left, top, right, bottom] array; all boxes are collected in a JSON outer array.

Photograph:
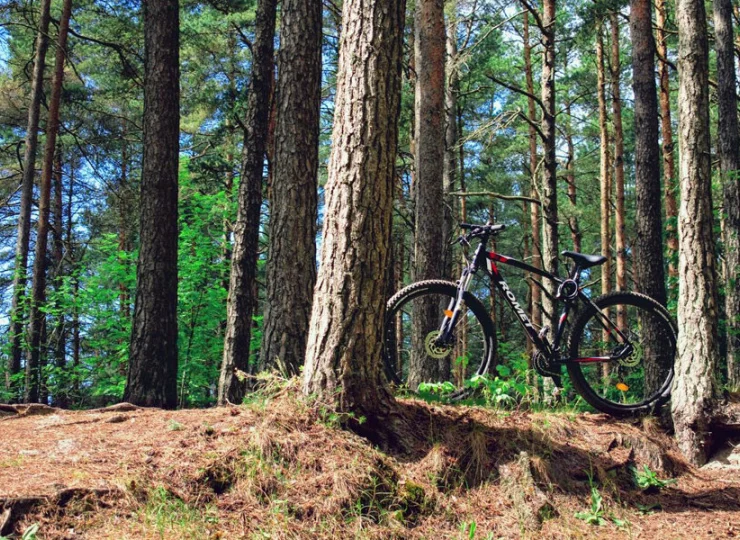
[[448, 191, 542, 206]]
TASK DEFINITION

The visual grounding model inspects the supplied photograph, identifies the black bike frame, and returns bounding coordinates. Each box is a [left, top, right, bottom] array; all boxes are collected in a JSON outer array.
[[442, 235, 632, 366]]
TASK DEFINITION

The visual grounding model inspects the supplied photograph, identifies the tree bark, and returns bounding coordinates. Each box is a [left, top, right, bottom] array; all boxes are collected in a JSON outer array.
[[410, 0, 447, 389], [25, 0, 73, 403], [523, 12, 542, 337], [597, 22, 612, 302], [124, 0, 180, 408], [610, 13, 627, 332], [260, 0, 322, 376], [52, 145, 67, 408], [302, 0, 405, 423], [672, 0, 720, 466], [7, 0, 51, 399], [656, 0, 678, 281], [442, 3, 458, 280], [630, 0, 667, 309], [564, 99, 580, 254], [540, 0, 558, 331], [219, 0, 277, 404], [713, 0, 740, 386]]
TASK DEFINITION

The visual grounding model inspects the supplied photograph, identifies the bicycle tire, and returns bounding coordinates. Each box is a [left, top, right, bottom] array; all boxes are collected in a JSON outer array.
[[566, 291, 676, 416], [383, 280, 496, 391]]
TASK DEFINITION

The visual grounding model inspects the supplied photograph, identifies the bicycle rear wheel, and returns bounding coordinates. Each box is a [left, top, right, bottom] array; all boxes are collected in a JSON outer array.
[[566, 291, 676, 416], [383, 280, 496, 392]]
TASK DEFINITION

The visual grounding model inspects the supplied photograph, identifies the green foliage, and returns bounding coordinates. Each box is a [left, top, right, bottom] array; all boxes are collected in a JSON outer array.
[[574, 486, 607, 526], [632, 465, 677, 491], [0, 523, 39, 540]]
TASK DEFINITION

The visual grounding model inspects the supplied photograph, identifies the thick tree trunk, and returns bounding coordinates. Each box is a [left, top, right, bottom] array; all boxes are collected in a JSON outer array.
[[260, 0, 322, 376], [219, 0, 277, 404], [713, 0, 740, 386], [25, 0, 72, 403], [540, 0, 557, 331], [7, 0, 51, 398], [630, 0, 666, 308], [124, 0, 180, 408], [672, 0, 720, 466], [302, 0, 405, 423], [656, 0, 678, 280], [410, 0, 447, 389], [610, 14, 627, 334]]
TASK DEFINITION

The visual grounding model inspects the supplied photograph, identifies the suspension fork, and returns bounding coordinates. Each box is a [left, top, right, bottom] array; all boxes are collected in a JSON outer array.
[[437, 267, 475, 342]]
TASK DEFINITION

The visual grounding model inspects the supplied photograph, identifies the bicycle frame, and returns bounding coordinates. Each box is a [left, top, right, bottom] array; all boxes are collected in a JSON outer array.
[[439, 235, 633, 366]]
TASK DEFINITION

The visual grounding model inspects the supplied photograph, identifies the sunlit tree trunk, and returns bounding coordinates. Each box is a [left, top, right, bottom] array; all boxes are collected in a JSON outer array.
[[303, 0, 406, 426], [611, 13, 627, 332], [540, 0, 557, 333], [523, 12, 542, 341], [410, 0, 447, 388], [52, 145, 67, 408], [672, 0, 720, 466], [26, 0, 73, 403], [7, 0, 51, 399], [656, 0, 678, 281]]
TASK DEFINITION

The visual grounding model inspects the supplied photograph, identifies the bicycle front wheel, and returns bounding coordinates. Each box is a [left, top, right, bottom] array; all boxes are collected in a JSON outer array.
[[383, 280, 496, 393], [567, 291, 676, 416]]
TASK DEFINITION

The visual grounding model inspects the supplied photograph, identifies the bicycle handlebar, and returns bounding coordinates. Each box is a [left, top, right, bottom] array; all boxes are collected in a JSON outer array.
[[459, 222, 506, 234]]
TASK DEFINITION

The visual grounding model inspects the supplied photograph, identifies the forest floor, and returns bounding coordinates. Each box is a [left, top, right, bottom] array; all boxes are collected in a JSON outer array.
[[1, 381, 739, 539]]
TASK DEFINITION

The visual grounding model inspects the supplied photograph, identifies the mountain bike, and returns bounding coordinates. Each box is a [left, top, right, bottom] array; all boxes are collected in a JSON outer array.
[[383, 222, 676, 416]]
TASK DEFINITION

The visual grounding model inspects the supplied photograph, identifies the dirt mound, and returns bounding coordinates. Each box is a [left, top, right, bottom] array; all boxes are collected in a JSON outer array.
[[1, 382, 739, 538]]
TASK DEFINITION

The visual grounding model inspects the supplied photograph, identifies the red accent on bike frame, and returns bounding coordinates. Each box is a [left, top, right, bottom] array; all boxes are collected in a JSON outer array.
[[489, 252, 509, 263], [571, 357, 611, 363], [559, 313, 567, 325]]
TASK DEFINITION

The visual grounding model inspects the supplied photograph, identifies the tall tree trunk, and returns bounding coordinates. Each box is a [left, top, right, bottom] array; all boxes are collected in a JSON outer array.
[[219, 0, 277, 404], [118, 122, 131, 319], [52, 145, 67, 408], [714, 0, 740, 386], [540, 0, 558, 332], [597, 22, 612, 300], [302, 0, 405, 425], [261, 0, 322, 376], [25, 0, 72, 403], [564, 99, 581, 253], [7, 0, 51, 399], [610, 13, 627, 332], [524, 12, 542, 337], [124, 0, 180, 408], [597, 23, 612, 374], [442, 2, 458, 280], [656, 0, 678, 280], [410, 0, 447, 389], [630, 0, 667, 309], [672, 0, 719, 466]]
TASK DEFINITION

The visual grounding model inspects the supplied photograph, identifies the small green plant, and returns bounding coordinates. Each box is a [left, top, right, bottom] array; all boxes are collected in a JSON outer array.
[[632, 465, 677, 491], [1, 523, 40, 540], [168, 420, 184, 431], [575, 486, 607, 526]]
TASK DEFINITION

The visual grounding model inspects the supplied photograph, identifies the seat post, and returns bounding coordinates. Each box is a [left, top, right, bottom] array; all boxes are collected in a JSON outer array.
[[571, 265, 582, 282]]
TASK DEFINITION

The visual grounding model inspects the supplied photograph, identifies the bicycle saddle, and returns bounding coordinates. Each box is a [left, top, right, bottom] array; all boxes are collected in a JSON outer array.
[[561, 251, 607, 269]]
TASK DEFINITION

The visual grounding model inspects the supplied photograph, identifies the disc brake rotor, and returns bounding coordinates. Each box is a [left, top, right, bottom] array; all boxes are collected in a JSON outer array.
[[619, 339, 643, 368], [425, 331, 452, 359]]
